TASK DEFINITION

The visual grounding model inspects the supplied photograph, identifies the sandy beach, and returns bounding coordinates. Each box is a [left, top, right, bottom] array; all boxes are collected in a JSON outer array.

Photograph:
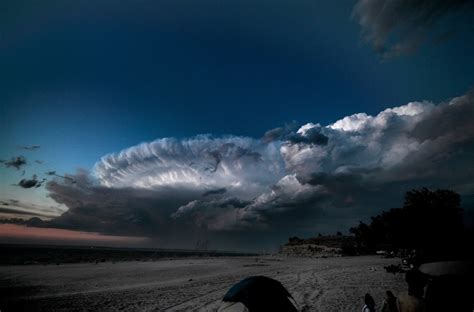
[[1, 255, 406, 311]]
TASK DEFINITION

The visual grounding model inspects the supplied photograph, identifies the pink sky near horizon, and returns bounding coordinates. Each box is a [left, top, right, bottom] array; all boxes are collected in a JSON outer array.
[[0, 224, 149, 245]]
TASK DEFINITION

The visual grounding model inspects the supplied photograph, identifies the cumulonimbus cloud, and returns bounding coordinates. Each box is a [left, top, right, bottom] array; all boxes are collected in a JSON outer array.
[[94, 135, 285, 199], [4, 90, 473, 250]]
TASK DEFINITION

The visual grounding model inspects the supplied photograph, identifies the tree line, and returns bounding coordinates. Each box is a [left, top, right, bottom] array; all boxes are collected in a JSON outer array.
[[349, 188, 472, 262]]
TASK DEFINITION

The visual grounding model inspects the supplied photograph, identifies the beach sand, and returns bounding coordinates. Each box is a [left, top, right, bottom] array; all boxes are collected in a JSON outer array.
[[1, 255, 406, 311]]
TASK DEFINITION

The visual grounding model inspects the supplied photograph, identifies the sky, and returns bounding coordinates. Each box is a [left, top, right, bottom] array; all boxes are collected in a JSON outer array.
[[1, 0, 474, 251]]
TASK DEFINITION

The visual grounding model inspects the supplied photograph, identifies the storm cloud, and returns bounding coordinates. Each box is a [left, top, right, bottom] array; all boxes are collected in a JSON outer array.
[[8, 91, 474, 250], [263, 123, 329, 145], [202, 188, 227, 197], [94, 136, 285, 199], [352, 0, 474, 57]]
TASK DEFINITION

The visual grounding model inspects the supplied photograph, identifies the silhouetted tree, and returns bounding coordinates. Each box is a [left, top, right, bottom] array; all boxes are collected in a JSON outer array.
[[288, 236, 303, 245], [350, 188, 466, 261]]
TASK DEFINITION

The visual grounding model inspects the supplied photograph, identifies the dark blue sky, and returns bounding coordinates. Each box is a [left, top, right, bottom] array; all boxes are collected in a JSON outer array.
[[2, 0, 473, 172]]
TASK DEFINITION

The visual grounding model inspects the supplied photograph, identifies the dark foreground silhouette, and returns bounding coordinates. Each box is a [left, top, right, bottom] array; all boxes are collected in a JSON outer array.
[[365, 261, 473, 312], [218, 276, 298, 312]]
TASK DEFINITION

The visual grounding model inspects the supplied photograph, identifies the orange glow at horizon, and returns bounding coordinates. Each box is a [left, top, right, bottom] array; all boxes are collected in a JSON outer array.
[[0, 224, 148, 244]]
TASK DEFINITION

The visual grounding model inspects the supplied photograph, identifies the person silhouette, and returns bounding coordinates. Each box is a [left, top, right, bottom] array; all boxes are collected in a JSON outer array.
[[362, 293, 376, 312], [381, 290, 398, 312], [397, 269, 427, 312]]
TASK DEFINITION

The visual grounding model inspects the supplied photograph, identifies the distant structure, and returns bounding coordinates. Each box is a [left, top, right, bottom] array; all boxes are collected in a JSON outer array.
[[279, 235, 356, 258]]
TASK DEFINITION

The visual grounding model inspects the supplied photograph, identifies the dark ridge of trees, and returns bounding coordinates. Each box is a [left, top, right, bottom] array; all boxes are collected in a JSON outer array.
[[286, 235, 355, 248], [350, 188, 471, 262]]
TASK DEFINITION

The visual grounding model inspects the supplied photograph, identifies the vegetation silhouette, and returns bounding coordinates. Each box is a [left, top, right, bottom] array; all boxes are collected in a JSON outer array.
[[350, 188, 470, 262]]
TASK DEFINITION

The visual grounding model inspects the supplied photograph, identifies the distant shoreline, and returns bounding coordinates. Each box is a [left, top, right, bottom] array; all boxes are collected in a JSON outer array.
[[0, 244, 259, 266]]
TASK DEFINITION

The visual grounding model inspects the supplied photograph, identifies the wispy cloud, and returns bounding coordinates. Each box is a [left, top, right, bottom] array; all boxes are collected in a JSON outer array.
[[0, 199, 64, 219], [1, 156, 27, 170], [19, 145, 40, 151]]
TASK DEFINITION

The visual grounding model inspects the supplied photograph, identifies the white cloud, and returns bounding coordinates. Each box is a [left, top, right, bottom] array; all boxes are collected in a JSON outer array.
[[94, 135, 285, 199]]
